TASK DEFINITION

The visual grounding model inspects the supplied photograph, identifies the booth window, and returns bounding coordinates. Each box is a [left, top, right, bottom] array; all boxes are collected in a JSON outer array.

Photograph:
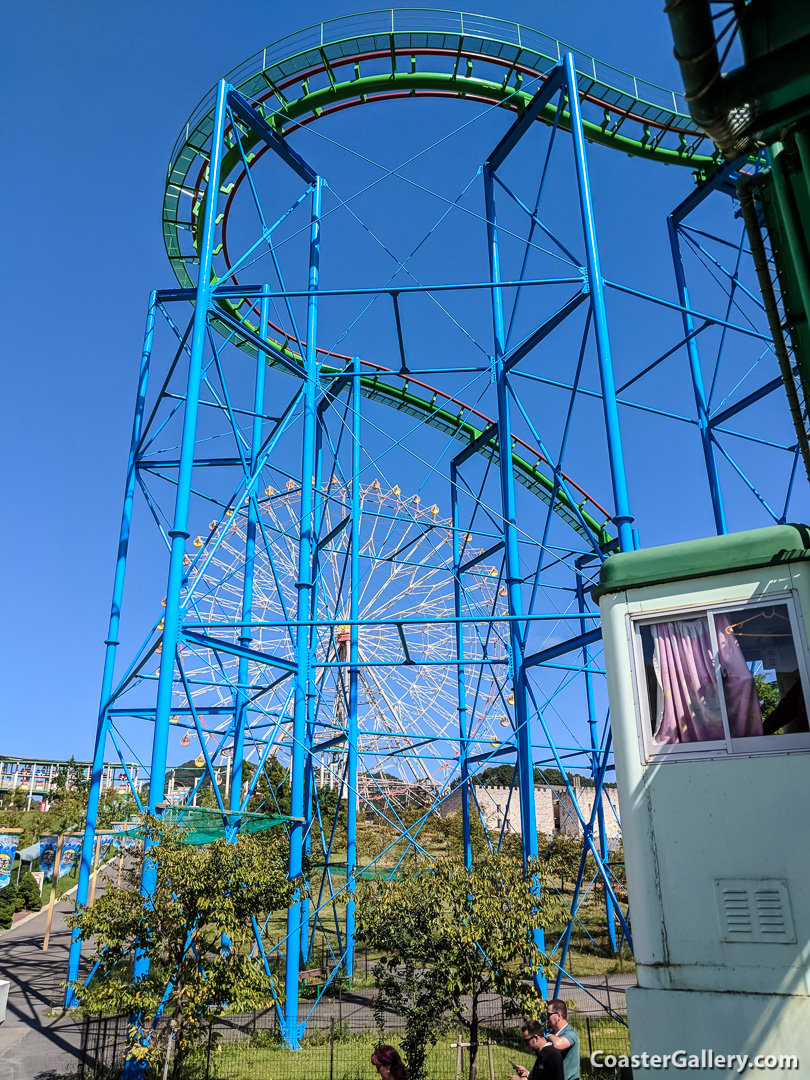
[[635, 600, 809, 756]]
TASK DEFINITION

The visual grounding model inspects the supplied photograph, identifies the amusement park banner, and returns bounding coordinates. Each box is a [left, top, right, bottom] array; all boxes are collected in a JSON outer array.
[[38, 836, 57, 881], [39, 834, 83, 882], [98, 833, 115, 858], [111, 821, 138, 850], [0, 829, 22, 888], [59, 834, 83, 878]]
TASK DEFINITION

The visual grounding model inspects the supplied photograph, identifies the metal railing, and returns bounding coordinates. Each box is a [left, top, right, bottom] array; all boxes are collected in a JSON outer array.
[[169, 7, 694, 168]]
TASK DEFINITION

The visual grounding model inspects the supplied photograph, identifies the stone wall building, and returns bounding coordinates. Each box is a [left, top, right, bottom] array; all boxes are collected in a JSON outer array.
[[467, 785, 557, 838], [552, 782, 621, 844], [437, 781, 621, 845]]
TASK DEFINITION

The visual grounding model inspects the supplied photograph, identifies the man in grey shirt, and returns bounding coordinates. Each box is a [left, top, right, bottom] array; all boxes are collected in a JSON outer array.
[[544, 1000, 580, 1080]]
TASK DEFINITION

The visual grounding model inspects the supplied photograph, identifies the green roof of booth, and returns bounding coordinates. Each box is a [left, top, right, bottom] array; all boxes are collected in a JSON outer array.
[[592, 524, 810, 602]]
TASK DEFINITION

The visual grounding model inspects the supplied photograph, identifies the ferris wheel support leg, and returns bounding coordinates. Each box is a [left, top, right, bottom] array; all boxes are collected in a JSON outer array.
[[450, 463, 472, 870], [65, 292, 158, 1006], [666, 214, 727, 534], [483, 163, 546, 995], [283, 175, 322, 1050], [232, 284, 271, 817], [563, 53, 635, 553], [344, 354, 362, 980]]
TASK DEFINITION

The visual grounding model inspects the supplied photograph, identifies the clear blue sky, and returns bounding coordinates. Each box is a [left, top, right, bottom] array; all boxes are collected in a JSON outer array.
[[2, 2, 805, 763]]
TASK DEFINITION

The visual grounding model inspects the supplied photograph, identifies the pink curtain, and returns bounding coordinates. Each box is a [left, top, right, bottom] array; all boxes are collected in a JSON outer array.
[[650, 615, 763, 744], [651, 617, 724, 743], [715, 612, 763, 738]]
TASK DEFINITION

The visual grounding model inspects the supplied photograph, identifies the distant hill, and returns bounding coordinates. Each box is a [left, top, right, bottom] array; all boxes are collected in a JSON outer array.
[[450, 763, 617, 790], [167, 758, 222, 791]]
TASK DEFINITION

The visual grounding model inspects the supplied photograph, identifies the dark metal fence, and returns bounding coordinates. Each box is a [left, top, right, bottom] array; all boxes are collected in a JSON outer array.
[[79, 1013, 130, 1078], [77, 986, 632, 1080]]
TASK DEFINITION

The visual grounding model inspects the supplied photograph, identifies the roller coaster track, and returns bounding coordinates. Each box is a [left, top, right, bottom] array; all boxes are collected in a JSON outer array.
[[162, 10, 714, 544]]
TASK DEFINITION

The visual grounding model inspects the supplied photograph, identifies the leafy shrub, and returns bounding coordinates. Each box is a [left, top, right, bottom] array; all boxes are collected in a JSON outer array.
[[0, 884, 23, 912], [0, 885, 18, 929], [249, 1029, 281, 1048], [18, 871, 43, 912]]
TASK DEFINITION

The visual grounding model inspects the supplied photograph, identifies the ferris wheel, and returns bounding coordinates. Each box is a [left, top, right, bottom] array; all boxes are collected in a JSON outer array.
[[168, 478, 512, 800]]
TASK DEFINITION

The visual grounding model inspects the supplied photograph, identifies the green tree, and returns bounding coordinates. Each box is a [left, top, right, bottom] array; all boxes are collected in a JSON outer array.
[[754, 673, 780, 722], [55, 756, 91, 797], [544, 834, 582, 891], [435, 809, 489, 857], [355, 853, 565, 1080], [35, 756, 94, 835], [247, 754, 290, 815], [607, 841, 627, 891], [197, 783, 220, 810], [451, 764, 609, 792], [67, 818, 299, 1074]]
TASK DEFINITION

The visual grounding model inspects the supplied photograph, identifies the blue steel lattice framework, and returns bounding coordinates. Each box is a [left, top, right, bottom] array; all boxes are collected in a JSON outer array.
[[67, 10, 807, 1047]]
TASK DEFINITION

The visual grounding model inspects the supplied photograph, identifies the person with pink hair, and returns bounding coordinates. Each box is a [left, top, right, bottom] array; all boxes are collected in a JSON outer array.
[[371, 1044, 407, 1080]]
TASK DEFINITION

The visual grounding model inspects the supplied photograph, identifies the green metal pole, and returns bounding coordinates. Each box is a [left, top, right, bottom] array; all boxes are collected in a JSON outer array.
[[770, 147, 810, 330]]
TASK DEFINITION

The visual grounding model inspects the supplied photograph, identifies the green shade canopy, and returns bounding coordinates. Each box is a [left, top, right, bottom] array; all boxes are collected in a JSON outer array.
[[121, 806, 293, 845]]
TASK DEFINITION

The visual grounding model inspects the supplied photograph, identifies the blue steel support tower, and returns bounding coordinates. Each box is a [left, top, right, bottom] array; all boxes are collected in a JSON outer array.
[[67, 10, 806, 1050]]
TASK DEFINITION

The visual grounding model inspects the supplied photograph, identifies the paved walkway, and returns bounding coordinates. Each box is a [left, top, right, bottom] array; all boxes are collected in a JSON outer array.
[[555, 972, 635, 1017], [287, 975, 634, 1032], [0, 871, 108, 1080]]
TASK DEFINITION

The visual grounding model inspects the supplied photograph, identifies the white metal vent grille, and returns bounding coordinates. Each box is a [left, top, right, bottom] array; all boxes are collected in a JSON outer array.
[[714, 879, 796, 943]]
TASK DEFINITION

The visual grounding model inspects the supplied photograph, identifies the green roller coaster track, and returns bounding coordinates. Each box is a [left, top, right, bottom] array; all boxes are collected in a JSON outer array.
[[162, 9, 721, 545]]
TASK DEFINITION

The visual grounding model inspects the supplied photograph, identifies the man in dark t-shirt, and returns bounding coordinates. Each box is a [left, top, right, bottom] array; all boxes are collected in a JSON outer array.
[[510, 1020, 564, 1080]]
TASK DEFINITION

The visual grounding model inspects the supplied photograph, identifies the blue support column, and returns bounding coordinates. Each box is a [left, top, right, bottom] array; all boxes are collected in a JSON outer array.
[[450, 463, 472, 870], [666, 215, 727, 534], [65, 291, 157, 1005], [344, 354, 361, 977], [232, 284, 271, 815], [576, 565, 616, 952], [300, 408, 325, 964], [283, 175, 322, 1049], [130, 80, 229, 1003], [300, 735, 313, 964], [483, 163, 546, 995], [564, 53, 634, 553]]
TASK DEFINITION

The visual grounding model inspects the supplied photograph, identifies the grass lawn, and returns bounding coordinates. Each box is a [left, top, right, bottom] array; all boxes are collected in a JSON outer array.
[[210, 1034, 530, 1080], [552, 947, 635, 978], [40, 871, 79, 905]]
